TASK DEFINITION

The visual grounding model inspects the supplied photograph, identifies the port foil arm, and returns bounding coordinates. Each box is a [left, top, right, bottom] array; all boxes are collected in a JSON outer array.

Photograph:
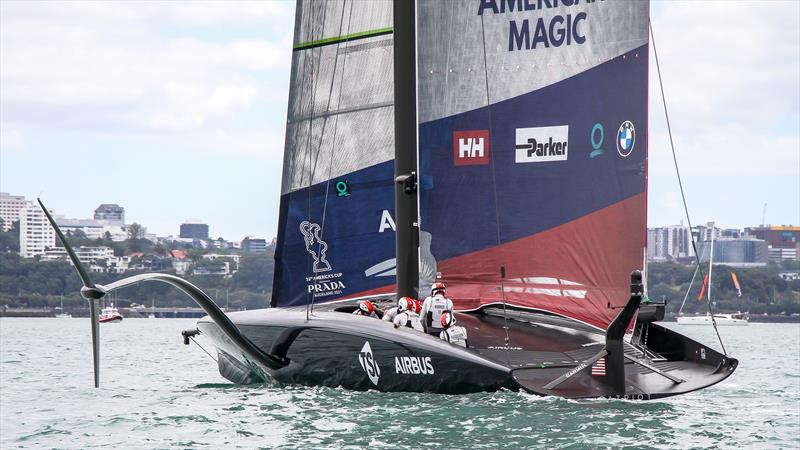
[[103, 273, 287, 371]]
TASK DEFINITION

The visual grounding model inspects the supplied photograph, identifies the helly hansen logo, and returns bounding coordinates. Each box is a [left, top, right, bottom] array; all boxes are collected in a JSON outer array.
[[515, 125, 569, 163], [453, 130, 489, 166]]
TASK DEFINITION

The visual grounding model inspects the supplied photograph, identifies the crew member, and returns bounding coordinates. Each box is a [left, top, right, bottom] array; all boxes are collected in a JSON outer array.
[[393, 297, 424, 332], [382, 296, 413, 323], [352, 300, 380, 318], [439, 311, 468, 347], [420, 281, 453, 335]]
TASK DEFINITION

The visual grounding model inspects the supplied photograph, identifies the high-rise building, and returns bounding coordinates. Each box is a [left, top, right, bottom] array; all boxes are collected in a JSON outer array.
[[745, 226, 800, 262], [19, 202, 57, 258], [180, 220, 209, 240], [94, 204, 125, 223], [0, 192, 27, 231], [696, 237, 768, 266], [647, 225, 694, 261]]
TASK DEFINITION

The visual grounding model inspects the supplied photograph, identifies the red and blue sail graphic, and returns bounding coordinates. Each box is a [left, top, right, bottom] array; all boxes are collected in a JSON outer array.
[[417, 0, 649, 330]]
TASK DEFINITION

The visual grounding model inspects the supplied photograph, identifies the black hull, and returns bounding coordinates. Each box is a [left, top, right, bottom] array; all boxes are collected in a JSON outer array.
[[197, 303, 737, 398]]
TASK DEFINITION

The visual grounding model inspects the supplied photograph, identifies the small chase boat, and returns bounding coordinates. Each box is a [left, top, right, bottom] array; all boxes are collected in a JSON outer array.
[[98, 305, 123, 323]]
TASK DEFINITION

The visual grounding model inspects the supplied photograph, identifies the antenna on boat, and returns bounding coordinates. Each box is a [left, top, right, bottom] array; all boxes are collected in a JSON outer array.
[[38, 198, 103, 388]]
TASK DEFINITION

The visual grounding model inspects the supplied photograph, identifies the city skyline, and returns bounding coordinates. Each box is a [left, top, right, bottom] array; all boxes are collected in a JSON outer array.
[[1, 1, 798, 239]]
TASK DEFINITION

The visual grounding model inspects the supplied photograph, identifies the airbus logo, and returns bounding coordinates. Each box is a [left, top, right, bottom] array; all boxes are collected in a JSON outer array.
[[515, 125, 569, 163], [453, 130, 489, 166]]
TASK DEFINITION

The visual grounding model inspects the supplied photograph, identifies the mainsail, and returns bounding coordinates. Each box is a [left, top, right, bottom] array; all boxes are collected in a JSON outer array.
[[272, 0, 397, 307], [417, 0, 649, 330]]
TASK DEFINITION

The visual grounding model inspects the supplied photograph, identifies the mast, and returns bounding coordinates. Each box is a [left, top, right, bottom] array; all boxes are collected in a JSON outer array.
[[392, 0, 419, 300], [707, 223, 715, 308]]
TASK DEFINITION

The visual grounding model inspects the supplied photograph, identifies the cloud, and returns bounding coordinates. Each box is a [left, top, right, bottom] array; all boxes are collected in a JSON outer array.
[[0, 1, 294, 134], [648, 1, 800, 177]]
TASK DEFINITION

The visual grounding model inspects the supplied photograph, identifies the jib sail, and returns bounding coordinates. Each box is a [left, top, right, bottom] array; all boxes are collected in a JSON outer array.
[[416, 0, 649, 330], [272, 0, 397, 307]]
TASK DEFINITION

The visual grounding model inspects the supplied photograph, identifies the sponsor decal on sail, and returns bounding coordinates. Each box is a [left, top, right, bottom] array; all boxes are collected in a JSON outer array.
[[616, 120, 636, 157], [589, 123, 604, 159], [453, 130, 490, 166], [395, 356, 435, 375], [515, 126, 569, 163], [300, 221, 346, 298], [358, 341, 380, 386]]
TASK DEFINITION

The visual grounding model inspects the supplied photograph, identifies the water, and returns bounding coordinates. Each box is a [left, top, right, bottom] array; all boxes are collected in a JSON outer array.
[[1, 318, 798, 449]]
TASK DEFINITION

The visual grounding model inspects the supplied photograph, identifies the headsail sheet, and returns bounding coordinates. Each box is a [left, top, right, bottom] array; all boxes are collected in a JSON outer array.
[[417, 0, 649, 329], [272, 0, 396, 307]]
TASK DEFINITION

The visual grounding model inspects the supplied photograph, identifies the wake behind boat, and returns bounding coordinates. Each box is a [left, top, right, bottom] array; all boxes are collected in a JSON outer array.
[[41, 0, 737, 398]]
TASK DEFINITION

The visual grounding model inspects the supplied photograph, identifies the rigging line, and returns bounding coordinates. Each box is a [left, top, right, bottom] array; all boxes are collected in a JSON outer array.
[[189, 336, 218, 363], [678, 263, 701, 316], [650, 20, 726, 355], [312, 0, 354, 315], [305, 0, 319, 321], [308, 0, 345, 193], [479, 14, 511, 358]]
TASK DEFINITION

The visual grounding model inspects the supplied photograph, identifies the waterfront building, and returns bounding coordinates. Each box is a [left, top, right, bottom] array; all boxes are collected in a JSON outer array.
[[744, 226, 800, 262], [19, 202, 56, 258], [55, 216, 128, 241], [0, 192, 27, 231], [180, 220, 209, 240], [696, 237, 768, 267], [241, 237, 268, 253], [93, 204, 125, 223], [40, 246, 118, 272]]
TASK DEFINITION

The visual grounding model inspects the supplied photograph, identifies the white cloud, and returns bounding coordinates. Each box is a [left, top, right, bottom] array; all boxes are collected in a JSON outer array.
[[648, 1, 800, 177], [0, 1, 294, 134]]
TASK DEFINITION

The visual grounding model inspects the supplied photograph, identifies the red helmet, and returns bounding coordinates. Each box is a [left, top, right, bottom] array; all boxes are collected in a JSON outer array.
[[359, 300, 374, 314], [412, 299, 422, 314], [398, 297, 412, 312], [441, 311, 455, 328], [431, 281, 446, 296]]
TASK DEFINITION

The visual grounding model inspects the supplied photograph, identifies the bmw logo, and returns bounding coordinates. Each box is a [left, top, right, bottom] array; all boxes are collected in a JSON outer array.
[[616, 120, 635, 157]]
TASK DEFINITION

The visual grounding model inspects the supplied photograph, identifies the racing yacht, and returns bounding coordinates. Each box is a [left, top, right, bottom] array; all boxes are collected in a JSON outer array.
[[43, 0, 737, 398]]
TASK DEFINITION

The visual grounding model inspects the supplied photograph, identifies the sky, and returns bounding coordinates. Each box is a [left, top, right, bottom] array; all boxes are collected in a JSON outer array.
[[1, 0, 798, 241]]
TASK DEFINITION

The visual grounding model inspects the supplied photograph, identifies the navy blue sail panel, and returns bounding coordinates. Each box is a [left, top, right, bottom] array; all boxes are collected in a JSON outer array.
[[416, 0, 649, 329], [272, 0, 396, 307], [272, 161, 397, 307]]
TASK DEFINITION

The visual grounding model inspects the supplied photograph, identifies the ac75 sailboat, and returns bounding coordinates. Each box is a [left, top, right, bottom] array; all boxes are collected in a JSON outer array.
[[42, 0, 737, 398]]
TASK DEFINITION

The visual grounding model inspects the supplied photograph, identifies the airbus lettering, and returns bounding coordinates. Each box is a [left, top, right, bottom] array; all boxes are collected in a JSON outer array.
[[394, 356, 435, 375], [515, 125, 569, 163]]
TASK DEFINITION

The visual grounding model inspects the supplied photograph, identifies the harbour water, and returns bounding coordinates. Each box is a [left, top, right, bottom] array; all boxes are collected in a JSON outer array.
[[1, 318, 798, 449]]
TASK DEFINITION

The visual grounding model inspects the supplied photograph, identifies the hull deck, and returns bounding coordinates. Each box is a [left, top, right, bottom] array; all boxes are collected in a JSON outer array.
[[197, 300, 738, 398]]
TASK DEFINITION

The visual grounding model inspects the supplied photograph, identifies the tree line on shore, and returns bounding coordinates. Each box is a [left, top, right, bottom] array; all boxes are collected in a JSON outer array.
[[1, 223, 798, 314]]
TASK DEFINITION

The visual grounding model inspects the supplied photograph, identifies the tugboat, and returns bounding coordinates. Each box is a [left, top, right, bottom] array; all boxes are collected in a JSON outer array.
[[42, 0, 738, 397]]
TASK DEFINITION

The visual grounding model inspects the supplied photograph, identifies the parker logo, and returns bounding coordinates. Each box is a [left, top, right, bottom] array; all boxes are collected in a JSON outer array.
[[453, 130, 489, 166], [358, 341, 380, 386], [515, 125, 569, 163]]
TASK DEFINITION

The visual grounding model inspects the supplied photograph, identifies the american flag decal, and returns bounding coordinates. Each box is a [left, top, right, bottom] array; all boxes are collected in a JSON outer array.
[[591, 357, 606, 376]]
